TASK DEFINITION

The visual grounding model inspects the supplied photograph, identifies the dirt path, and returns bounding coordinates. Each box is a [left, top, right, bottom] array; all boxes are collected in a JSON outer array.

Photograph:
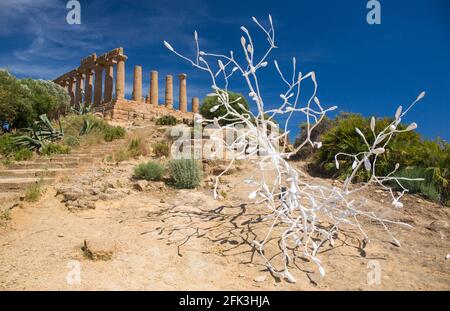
[[0, 160, 449, 290]]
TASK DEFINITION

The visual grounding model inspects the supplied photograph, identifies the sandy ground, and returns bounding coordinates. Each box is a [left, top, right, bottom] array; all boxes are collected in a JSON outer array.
[[0, 159, 449, 291]]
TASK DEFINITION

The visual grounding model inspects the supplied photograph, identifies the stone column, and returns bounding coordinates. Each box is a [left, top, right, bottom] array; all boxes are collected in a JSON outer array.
[[150, 70, 158, 105], [165, 75, 173, 109], [132, 65, 143, 102], [192, 97, 200, 113], [115, 55, 127, 100], [179, 73, 187, 112], [94, 66, 104, 106], [74, 73, 85, 109], [68, 78, 75, 107], [104, 64, 114, 102], [85, 70, 94, 106]]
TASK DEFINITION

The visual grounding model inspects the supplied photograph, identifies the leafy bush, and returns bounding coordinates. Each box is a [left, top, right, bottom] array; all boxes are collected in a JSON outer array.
[[20, 78, 69, 120], [60, 114, 126, 145], [156, 115, 178, 126], [14, 148, 34, 161], [390, 167, 441, 202], [315, 114, 422, 180], [0, 134, 16, 155], [0, 70, 69, 129], [168, 159, 202, 189], [134, 161, 165, 181], [310, 113, 449, 205], [200, 91, 250, 125], [294, 115, 337, 159], [25, 181, 43, 202], [128, 138, 148, 158], [153, 142, 170, 157], [0, 70, 35, 129], [80, 118, 95, 135], [12, 114, 65, 151], [64, 135, 80, 147], [107, 138, 148, 163], [103, 126, 126, 142], [110, 149, 129, 163], [41, 143, 70, 156]]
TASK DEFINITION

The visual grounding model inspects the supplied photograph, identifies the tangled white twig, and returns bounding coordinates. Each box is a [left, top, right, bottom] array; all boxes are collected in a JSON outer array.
[[164, 15, 425, 283]]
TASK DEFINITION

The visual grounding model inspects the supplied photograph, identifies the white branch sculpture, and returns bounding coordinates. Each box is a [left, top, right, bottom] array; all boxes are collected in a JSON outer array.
[[164, 15, 425, 283]]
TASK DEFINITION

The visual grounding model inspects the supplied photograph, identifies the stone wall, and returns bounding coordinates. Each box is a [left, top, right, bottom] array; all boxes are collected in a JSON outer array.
[[93, 99, 193, 122]]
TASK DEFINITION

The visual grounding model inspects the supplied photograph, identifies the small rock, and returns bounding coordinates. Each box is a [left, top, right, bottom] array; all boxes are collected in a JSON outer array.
[[254, 275, 267, 283], [427, 220, 449, 233], [67, 199, 95, 210], [160, 199, 166, 203], [80, 177, 91, 185], [105, 188, 116, 195], [106, 182, 116, 189], [87, 196, 99, 202], [62, 192, 82, 202], [446, 254, 450, 260], [238, 274, 245, 278], [148, 181, 166, 191], [81, 239, 118, 261], [87, 187, 101, 196], [134, 180, 148, 192]]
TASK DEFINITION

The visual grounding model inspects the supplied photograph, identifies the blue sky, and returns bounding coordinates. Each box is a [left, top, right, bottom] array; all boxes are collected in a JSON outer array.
[[0, 0, 449, 141]]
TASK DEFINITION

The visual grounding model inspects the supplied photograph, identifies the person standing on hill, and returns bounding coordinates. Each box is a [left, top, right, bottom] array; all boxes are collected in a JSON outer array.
[[2, 120, 11, 133]]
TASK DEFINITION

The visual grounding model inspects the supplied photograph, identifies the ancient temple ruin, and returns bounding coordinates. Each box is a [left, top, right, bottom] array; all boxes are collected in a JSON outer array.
[[53, 47, 199, 121]]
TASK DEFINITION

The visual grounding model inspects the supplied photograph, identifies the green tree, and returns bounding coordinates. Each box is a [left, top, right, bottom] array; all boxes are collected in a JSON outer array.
[[0, 70, 70, 129], [20, 78, 70, 120], [200, 91, 249, 125], [0, 70, 34, 128]]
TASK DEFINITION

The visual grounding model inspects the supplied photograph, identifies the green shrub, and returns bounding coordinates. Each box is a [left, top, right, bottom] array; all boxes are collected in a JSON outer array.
[[128, 138, 148, 157], [294, 115, 336, 159], [60, 114, 126, 145], [0, 134, 16, 155], [14, 148, 34, 161], [0, 208, 11, 222], [153, 142, 170, 157], [107, 138, 148, 163], [310, 113, 449, 205], [315, 114, 422, 181], [134, 161, 165, 181], [391, 167, 441, 201], [64, 135, 80, 147], [200, 91, 250, 125], [156, 115, 178, 126], [41, 143, 70, 156], [25, 181, 43, 202], [0, 70, 35, 129], [0, 70, 69, 129], [110, 148, 129, 163], [168, 159, 202, 189], [103, 126, 126, 142], [20, 78, 70, 120]]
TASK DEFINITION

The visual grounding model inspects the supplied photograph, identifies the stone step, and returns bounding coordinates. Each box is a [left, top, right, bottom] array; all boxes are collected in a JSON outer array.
[[51, 153, 92, 158], [7, 161, 79, 169], [35, 157, 81, 164], [0, 177, 55, 190], [73, 148, 118, 153], [65, 148, 117, 153], [0, 168, 72, 178]]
